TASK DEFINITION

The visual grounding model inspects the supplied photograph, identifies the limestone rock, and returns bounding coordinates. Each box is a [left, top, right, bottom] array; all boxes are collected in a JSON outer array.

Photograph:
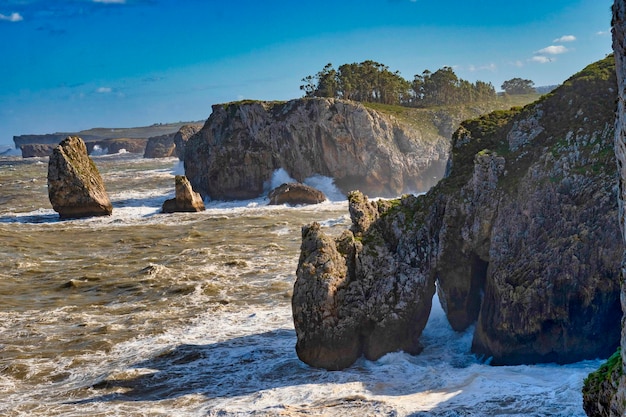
[[47, 136, 113, 219], [143, 133, 176, 158], [293, 192, 437, 370], [293, 56, 622, 371], [184, 98, 450, 200], [162, 175, 205, 213], [174, 124, 202, 160], [293, 223, 361, 370], [20, 143, 55, 158], [267, 183, 326, 205]]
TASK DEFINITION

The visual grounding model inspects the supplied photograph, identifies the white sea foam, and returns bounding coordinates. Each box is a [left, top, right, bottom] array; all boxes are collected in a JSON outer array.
[[51, 293, 597, 416], [264, 168, 346, 203], [0, 153, 605, 417], [90, 145, 108, 156], [171, 160, 185, 176]]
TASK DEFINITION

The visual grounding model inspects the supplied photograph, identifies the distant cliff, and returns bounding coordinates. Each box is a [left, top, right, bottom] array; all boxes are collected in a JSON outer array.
[[183, 97, 534, 200], [293, 56, 622, 370], [13, 121, 201, 157]]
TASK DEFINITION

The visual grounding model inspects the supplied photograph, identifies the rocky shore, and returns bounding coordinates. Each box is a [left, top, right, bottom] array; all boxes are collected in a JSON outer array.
[[293, 56, 622, 370]]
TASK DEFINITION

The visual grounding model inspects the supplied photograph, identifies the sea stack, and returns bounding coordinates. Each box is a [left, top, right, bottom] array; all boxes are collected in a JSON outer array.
[[162, 175, 205, 213], [47, 136, 113, 219]]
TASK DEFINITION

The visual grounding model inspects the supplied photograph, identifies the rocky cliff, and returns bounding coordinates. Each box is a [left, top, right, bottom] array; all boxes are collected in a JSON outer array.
[[184, 98, 455, 200], [582, 2, 626, 416], [293, 56, 622, 370], [144, 133, 177, 158]]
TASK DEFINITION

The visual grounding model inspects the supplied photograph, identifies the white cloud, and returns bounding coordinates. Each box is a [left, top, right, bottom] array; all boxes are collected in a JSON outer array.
[[597, 30, 610, 36], [530, 56, 552, 64], [468, 63, 497, 72], [0, 12, 23, 22], [96, 87, 112, 93], [553, 35, 576, 43], [536, 45, 569, 55], [93, 0, 126, 3]]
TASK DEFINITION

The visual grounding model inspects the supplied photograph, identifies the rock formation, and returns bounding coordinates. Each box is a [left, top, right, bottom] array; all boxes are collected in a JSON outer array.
[[47, 136, 113, 219], [94, 138, 148, 154], [183, 98, 451, 200], [144, 133, 177, 158], [162, 175, 205, 213], [20, 143, 55, 158], [14, 121, 196, 150], [267, 183, 326, 205], [582, 2, 626, 416], [173, 124, 202, 160], [293, 56, 622, 370]]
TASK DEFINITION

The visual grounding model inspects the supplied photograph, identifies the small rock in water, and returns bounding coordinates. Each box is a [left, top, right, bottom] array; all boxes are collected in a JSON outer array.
[[268, 182, 326, 206]]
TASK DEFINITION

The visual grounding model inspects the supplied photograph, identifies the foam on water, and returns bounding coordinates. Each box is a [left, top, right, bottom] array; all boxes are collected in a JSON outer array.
[[265, 168, 346, 202], [12, 292, 595, 416], [0, 154, 605, 416]]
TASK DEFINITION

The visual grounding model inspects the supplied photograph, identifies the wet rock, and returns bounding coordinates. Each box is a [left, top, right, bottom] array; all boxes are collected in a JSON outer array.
[[162, 175, 205, 213], [47, 136, 113, 219], [267, 183, 326, 205]]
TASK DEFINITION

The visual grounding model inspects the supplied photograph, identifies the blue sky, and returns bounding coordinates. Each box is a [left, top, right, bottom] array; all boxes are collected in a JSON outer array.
[[0, 0, 614, 147]]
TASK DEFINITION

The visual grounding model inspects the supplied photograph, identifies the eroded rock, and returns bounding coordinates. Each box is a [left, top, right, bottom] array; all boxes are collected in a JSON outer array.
[[294, 56, 622, 370], [184, 98, 450, 200], [144, 133, 176, 158], [173, 124, 202, 161], [162, 175, 205, 213], [47, 136, 113, 219], [267, 183, 326, 205]]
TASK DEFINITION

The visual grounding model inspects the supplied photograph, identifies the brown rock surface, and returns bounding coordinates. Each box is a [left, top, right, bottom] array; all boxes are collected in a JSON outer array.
[[267, 183, 326, 205], [20, 144, 55, 158], [47, 136, 113, 219], [174, 124, 203, 160], [144, 133, 177, 158], [162, 175, 205, 213], [184, 98, 450, 200]]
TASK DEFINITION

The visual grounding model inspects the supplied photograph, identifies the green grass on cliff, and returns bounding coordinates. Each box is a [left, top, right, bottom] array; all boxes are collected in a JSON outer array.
[[583, 348, 623, 404], [362, 94, 539, 133]]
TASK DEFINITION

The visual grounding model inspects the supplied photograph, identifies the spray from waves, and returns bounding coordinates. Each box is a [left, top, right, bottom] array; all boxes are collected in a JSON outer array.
[[265, 168, 346, 202], [90, 145, 108, 156], [171, 160, 185, 176]]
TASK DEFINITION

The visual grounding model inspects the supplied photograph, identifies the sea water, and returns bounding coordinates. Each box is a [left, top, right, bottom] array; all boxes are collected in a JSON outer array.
[[0, 153, 603, 416]]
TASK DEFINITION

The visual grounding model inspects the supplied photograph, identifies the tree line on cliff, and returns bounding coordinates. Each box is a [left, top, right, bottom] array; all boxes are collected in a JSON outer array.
[[300, 60, 535, 107]]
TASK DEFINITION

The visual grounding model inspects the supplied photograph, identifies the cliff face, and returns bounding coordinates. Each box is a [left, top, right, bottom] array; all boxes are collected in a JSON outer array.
[[293, 56, 622, 370], [183, 98, 451, 200], [583, 2, 626, 416]]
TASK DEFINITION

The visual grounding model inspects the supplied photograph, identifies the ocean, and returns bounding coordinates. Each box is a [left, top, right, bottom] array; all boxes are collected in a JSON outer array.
[[0, 153, 603, 416]]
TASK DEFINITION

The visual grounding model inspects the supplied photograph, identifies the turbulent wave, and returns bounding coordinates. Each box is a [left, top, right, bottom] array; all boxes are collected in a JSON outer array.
[[265, 168, 346, 202], [0, 154, 602, 416]]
